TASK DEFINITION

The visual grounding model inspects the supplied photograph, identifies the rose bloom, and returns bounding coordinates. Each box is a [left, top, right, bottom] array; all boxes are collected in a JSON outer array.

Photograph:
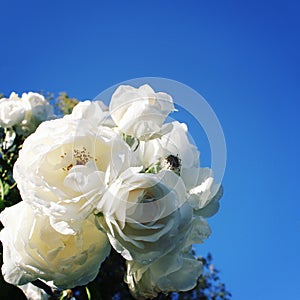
[[0, 92, 27, 128], [138, 121, 222, 217], [17, 92, 54, 135], [0, 92, 53, 135], [125, 216, 211, 299], [95, 167, 190, 264], [13, 117, 132, 234], [109, 84, 175, 140], [0, 202, 110, 289], [137, 121, 200, 175], [64, 100, 115, 128]]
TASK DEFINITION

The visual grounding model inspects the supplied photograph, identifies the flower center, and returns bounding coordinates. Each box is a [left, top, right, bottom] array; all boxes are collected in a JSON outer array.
[[61, 146, 97, 172], [161, 155, 181, 175], [73, 147, 92, 165], [148, 96, 156, 105]]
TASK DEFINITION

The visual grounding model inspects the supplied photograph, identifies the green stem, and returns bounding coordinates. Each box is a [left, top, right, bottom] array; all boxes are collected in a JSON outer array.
[[0, 179, 4, 201], [10, 182, 17, 190]]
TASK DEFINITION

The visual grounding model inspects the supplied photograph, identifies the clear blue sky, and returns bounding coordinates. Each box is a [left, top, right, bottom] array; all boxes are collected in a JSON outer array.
[[1, 1, 299, 299]]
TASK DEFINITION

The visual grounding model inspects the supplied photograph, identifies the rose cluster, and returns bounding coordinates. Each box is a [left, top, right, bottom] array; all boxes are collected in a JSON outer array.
[[0, 92, 54, 153], [0, 84, 222, 299], [0, 92, 54, 135]]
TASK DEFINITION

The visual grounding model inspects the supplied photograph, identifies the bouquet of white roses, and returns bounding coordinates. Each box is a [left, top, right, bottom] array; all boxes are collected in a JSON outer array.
[[0, 84, 223, 299]]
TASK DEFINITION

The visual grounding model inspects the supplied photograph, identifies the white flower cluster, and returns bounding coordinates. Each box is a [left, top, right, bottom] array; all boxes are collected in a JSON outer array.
[[0, 92, 54, 135], [0, 84, 222, 299]]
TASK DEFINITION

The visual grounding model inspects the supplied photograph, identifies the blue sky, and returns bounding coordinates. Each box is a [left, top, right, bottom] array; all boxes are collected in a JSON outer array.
[[1, 0, 299, 299]]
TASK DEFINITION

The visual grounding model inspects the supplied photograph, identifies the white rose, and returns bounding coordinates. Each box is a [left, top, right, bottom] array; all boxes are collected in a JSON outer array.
[[65, 100, 115, 128], [13, 117, 132, 234], [126, 251, 202, 300], [95, 167, 190, 264], [0, 92, 27, 128], [125, 216, 211, 299], [0, 92, 54, 135], [0, 202, 110, 289], [17, 92, 54, 135], [185, 167, 223, 217], [138, 121, 222, 217], [23, 92, 53, 122], [109, 84, 175, 140], [137, 121, 199, 176]]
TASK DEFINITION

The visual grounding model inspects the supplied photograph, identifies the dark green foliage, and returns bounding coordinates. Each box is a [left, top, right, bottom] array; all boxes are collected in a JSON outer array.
[[0, 127, 25, 209], [0, 273, 27, 300]]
